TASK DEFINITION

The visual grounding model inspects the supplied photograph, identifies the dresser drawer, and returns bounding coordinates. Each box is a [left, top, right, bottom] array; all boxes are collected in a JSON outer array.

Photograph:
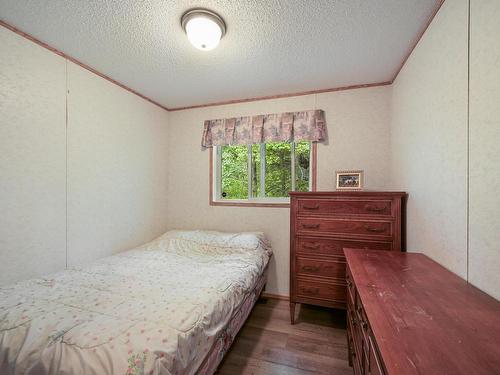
[[297, 218, 393, 238], [347, 308, 363, 374], [368, 336, 385, 375], [297, 198, 393, 217], [355, 292, 370, 344], [346, 266, 356, 308], [296, 278, 347, 302], [289, 192, 406, 324], [296, 257, 346, 280], [296, 237, 393, 257]]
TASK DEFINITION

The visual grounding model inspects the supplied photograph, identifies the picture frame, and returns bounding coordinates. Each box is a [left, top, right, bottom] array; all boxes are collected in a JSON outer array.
[[335, 170, 363, 190]]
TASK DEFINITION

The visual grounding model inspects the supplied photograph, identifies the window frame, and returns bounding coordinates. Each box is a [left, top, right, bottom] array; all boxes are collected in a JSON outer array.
[[209, 142, 317, 207]]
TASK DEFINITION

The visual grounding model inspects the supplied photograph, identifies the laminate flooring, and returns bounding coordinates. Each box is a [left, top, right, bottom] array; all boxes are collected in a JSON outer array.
[[216, 298, 352, 375]]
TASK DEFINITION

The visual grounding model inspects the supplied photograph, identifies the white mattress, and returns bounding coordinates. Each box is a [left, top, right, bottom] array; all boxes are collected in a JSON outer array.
[[0, 230, 272, 375]]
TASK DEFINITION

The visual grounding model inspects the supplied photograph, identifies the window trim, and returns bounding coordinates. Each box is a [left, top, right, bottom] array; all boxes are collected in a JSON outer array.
[[208, 142, 317, 208]]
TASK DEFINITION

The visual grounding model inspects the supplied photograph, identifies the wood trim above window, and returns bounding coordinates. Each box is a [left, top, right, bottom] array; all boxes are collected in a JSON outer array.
[[311, 142, 317, 192], [208, 143, 317, 208]]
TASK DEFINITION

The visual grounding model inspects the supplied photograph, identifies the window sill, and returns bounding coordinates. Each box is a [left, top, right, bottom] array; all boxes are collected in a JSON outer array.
[[210, 199, 290, 208]]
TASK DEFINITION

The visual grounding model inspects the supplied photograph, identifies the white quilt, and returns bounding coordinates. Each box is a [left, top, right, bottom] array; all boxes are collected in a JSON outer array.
[[0, 230, 272, 375]]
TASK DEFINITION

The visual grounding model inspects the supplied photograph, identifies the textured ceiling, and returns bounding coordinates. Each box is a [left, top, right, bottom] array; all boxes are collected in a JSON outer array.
[[0, 0, 440, 109]]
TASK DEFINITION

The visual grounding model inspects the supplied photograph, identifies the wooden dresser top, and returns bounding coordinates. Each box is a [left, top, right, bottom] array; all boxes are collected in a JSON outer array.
[[344, 249, 500, 375], [289, 191, 407, 197]]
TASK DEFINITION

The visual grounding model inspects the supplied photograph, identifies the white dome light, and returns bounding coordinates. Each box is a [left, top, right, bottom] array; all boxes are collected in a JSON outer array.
[[181, 9, 226, 51]]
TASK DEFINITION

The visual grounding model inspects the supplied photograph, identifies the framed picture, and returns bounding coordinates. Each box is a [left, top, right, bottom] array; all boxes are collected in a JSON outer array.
[[336, 170, 363, 190]]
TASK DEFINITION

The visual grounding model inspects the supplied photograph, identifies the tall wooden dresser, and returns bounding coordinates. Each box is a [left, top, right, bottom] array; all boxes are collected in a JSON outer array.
[[289, 191, 406, 323]]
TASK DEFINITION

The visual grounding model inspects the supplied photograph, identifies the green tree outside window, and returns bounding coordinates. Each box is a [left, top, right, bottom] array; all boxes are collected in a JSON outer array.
[[219, 141, 310, 200]]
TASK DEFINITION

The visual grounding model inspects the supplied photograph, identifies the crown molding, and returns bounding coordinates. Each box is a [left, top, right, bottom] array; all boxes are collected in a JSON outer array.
[[1, 1, 445, 112], [169, 81, 392, 111], [391, 0, 446, 83], [0, 19, 170, 112]]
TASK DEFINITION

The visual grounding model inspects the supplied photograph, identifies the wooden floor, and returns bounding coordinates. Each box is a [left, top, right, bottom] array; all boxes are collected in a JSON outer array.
[[216, 298, 352, 375]]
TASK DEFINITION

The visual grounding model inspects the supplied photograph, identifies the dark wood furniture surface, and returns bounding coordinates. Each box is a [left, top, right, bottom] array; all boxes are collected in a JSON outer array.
[[289, 191, 406, 323], [345, 249, 500, 375]]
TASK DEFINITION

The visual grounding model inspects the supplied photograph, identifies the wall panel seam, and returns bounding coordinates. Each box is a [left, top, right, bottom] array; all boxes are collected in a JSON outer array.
[[466, 0, 470, 282], [65, 59, 68, 270]]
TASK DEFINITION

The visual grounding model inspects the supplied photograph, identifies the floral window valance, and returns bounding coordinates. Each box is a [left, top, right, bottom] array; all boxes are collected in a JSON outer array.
[[201, 109, 327, 148]]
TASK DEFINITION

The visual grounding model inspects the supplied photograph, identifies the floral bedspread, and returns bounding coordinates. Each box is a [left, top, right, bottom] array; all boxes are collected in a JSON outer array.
[[0, 230, 272, 375]]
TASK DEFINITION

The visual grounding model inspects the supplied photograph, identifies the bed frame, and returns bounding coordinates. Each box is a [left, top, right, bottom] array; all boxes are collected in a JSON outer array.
[[196, 264, 269, 374]]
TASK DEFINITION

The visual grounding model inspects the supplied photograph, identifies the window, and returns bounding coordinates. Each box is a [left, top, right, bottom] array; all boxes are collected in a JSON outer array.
[[211, 141, 315, 206]]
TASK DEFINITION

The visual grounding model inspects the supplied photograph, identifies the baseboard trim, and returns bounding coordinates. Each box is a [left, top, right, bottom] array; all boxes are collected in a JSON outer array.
[[261, 292, 289, 301]]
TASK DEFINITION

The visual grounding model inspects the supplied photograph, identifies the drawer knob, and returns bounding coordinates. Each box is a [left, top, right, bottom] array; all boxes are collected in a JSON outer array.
[[364, 204, 387, 212], [364, 224, 386, 233], [303, 204, 320, 210], [302, 265, 320, 272], [302, 223, 320, 229]]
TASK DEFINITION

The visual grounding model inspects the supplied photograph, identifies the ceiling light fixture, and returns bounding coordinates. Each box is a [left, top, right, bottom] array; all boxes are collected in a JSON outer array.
[[181, 9, 226, 51]]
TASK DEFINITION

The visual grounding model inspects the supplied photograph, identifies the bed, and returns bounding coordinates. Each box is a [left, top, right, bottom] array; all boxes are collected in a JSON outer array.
[[0, 230, 272, 375]]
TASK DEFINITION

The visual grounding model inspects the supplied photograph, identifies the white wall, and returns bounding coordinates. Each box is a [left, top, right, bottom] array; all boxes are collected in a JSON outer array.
[[0, 27, 67, 284], [391, 0, 500, 300], [67, 62, 169, 265], [469, 0, 500, 299], [0, 26, 170, 285], [390, 0, 469, 278], [167, 87, 392, 295]]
